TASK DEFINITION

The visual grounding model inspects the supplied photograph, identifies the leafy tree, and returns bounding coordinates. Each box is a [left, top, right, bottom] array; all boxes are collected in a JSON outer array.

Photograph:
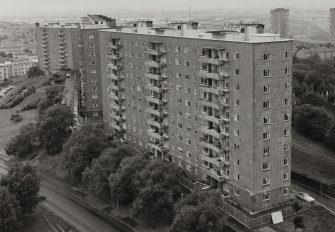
[[0, 186, 22, 232], [170, 204, 225, 232], [300, 93, 327, 107], [5, 123, 38, 157], [293, 104, 332, 141], [63, 125, 109, 182], [325, 125, 335, 150], [0, 51, 7, 58], [38, 105, 74, 154], [292, 201, 302, 214], [132, 184, 175, 226], [0, 164, 45, 215], [293, 216, 305, 229], [109, 154, 149, 203], [27, 66, 44, 78]]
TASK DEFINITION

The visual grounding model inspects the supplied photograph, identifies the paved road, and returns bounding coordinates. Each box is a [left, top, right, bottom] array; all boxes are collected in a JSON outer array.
[[0, 153, 121, 232], [291, 181, 335, 215]]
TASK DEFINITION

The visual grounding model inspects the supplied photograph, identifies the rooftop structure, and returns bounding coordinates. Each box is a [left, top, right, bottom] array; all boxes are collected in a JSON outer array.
[[271, 8, 290, 38]]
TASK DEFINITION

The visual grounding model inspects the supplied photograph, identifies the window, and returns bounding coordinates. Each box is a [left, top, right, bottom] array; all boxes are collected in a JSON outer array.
[[285, 83, 290, 90], [186, 138, 191, 145], [234, 172, 240, 180], [284, 143, 289, 151], [285, 51, 291, 59], [263, 147, 270, 156], [283, 188, 289, 195], [176, 84, 182, 91], [234, 188, 240, 196], [178, 109, 183, 116], [177, 147, 183, 154], [234, 129, 240, 137], [184, 47, 189, 53], [195, 168, 198, 175], [177, 123, 183, 129], [234, 143, 240, 151], [284, 114, 289, 121], [186, 164, 191, 172], [90, 52, 95, 56], [184, 60, 190, 67], [234, 114, 240, 122], [263, 192, 270, 201], [264, 85, 271, 93], [234, 52, 240, 60], [262, 162, 270, 170], [93, 112, 99, 116], [263, 70, 271, 77], [234, 159, 240, 166], [284, 98, 289, 106], [185, 87, 191, 94], [285, 67, 290, 75], [89, 35, 95, 40], [284, 129, 289, 136], [175, 59, 180, 65], [263, 53, 271, 61], [185, 113, 191, 120], [263, 101, 270, 109], [186, 151, 192, 158], [176, 72, 182, 78], [175, 46, 181, 52], [235, 84, 240, 91], [234, 68, 240, 76], [284, 158, 289, 166], [263, 116, 270, 124], [284, 173, 289, 180], [263, 131, 270, 140], [178, 159, 182, 166], [263, 178, 270, 186], [177, 97, 182, 104], [235, 99, 240, 106], [185, 100, 191, 107]]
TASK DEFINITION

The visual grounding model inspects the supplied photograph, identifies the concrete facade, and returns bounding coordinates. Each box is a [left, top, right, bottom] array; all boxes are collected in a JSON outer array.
[[0, 60, 38, 80], [271, 8, 290, 38], [99, 22, 293, 214]]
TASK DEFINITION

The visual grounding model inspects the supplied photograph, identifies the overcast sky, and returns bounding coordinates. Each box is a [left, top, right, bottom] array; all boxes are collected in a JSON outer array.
[[0, 0, 334, 16]]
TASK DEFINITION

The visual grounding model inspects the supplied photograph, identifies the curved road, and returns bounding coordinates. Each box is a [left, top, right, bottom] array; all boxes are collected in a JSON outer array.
[[0, 153, 120, 232]]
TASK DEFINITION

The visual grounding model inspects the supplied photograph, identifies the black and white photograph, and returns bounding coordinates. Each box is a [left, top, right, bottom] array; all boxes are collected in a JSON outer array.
[[0, 0, 335, 231]]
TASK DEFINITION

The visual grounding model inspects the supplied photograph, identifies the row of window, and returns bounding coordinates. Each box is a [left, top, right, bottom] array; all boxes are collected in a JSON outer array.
[[234, 188, 289, 200]]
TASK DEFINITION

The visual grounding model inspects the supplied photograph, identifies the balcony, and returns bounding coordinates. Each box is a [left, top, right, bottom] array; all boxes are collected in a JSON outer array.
[[145, 84, 165, 93], [200, 141, 221, 153], [110, 84, 125, 91], [109, 113, 122, 121], [107, 43, 123, 49], [146, 108, 163, 117], [144, 60, 165, 69], [199, 99, 220, 111], [218, 87, 229, 95], [109, 74, 124, 81], [147, 129, 162, 140], [200, 126, 220, 139], [146, 119, 161, 128], [108, 63, 123, 71], [221, 130, 230, 137], [199, 113, 220, 125], [218, 100, 229, 109], [110, 94, 125, 101], [107, 54, 122, 60], [145, 73, 166, 81], [110, 104, 120, 111], [218, 115, 229, 123], [198, 56, 226, 66], [144, 48, 166, 56], [146, 96, 163, 105], [199, 86, 219, 95], [110, 122, 125, 132], [198, 70, 220, 80], [147, 142, 162, 152], [202, 154, 229, 168], [202, 167, 228, 182]]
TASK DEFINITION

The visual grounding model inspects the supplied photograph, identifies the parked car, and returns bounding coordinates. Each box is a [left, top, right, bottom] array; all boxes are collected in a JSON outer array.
[[296, 192, 315, 203]]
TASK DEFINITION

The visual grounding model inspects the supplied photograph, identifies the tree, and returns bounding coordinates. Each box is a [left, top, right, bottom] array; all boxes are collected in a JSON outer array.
[[170, 204, 225, 232], [0, 51, 7, 58], [0, 164, 45, 215], [300, 93, 327, 107], [292, 202, 302, 214], [38, 105, 75, 154], [5, 123, 38, 157], [63, 125, 109, 182], [293, 104, 332, 141], [293, 216, 305, 229], [325, 125, 335, 150], [132, 184, 175, 226], [0, 186, 22, 232], [27, 66, 44, 78], [109, 154, 149, 203]]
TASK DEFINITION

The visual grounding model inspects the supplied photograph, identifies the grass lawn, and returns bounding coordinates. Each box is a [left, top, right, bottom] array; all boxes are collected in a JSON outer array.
[[270, 205, 335, 232], [292, 129, 335, 181]]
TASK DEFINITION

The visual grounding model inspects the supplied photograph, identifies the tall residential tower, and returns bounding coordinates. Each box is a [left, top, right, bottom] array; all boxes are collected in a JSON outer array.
[[271, 8, 290, 38], [99, 21, 293, 225]]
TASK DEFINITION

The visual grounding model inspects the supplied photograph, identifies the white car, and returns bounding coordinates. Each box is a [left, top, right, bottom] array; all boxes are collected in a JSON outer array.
[[296, 192, 315, 204]]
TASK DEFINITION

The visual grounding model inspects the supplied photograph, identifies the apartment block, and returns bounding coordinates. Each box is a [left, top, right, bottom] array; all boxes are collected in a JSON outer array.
[[36, 15, 116, 123], [271, 8, 290, 38], [99, 21, 293, 216], [330, 8, 335, 45], [0, 59, 38, 80], [36, 23, 81, 73]]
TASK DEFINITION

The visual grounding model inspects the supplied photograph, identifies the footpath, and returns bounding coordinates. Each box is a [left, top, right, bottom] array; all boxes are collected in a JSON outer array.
[[41, 174, 157, 232]]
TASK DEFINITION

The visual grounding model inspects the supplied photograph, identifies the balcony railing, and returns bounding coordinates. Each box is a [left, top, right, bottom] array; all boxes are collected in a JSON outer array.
[[144, 60, 166, 69]]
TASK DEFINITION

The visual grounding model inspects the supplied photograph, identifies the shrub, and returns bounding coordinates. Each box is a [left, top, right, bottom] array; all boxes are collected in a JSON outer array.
[[10, 114, 23, 123]]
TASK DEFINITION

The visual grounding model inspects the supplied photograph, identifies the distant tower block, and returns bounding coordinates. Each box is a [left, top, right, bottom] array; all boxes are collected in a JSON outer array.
[[330, 8, 335, 45], [271, 8, 290, 38]]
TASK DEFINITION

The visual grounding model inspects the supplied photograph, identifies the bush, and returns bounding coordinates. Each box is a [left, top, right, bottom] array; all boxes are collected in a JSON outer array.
[[10, 114, 23, 123], [21, 98, 40, 111]]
